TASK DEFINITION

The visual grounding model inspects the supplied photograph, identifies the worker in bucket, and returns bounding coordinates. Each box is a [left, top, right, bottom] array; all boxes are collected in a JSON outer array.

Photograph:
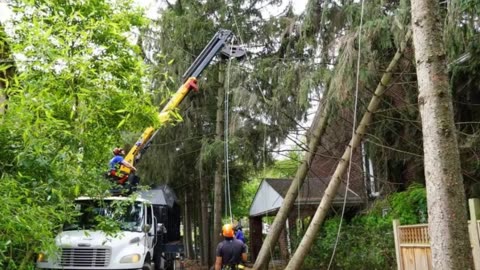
[[107, 147, 136, 184]]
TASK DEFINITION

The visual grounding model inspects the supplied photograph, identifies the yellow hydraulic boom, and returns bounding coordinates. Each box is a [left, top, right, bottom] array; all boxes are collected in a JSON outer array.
[[120, 77, 198, 176], [118, 29, 245, 178]]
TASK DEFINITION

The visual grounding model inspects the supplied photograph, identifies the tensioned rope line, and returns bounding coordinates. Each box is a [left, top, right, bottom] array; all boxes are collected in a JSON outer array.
[[327, 0, 366, 268], [224, 40, 234, 224]]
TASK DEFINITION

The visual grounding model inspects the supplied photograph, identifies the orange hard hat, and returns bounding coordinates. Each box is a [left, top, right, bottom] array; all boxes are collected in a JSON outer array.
[[222, 224, 234, 238]]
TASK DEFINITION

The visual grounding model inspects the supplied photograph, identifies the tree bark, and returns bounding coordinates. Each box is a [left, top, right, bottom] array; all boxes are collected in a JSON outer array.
[[199, 174, 210, 266], [212, 69, 225, 261], [184, 191, 194, 259], [411, 1, 473, 269], [284, 29, 412, 270], [252, 88, 332, 269]]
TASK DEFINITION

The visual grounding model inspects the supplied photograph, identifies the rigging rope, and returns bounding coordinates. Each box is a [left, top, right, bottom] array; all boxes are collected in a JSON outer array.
[[225, 43, 234, 224], [327, 0, 366, 268]]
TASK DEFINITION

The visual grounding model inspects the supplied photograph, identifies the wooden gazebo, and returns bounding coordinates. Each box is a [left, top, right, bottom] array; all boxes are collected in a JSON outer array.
[[248, 177, 364, 261]]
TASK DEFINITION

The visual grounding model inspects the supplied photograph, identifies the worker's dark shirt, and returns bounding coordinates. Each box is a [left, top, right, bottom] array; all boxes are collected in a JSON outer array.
[[216, 238, 246, 266]]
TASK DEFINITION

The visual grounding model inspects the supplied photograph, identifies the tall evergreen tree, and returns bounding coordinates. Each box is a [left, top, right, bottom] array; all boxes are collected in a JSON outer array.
[[411, 0, 472, 268], [138, 0, 318, 265]]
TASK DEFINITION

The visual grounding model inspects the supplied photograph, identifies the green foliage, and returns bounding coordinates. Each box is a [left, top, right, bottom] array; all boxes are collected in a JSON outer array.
[[292, 185, 427, 269], [231, 151, 301, 218], [389, 184, 428, 224], [231, 177, 261, 218], [444, 0, 480, 61], [0, 0, 158, 268], [264, 151, 302, 178], [139, 1, 316, 216], [0, 176, 76, 269]]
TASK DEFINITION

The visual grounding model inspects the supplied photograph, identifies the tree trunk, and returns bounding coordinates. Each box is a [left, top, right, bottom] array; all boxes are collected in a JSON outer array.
[[284, 29, 412, 270], [253, 88, 332, 270], [184, 191, 194, 259], [199, 173, 210, 265], [411, 1, 472, 269], [193, 194, 199, 261], [213, 69, 225, 262]]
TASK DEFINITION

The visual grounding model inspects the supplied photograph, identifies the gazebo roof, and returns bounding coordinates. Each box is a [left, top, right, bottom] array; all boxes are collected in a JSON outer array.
[[249, 178, 363, 217]]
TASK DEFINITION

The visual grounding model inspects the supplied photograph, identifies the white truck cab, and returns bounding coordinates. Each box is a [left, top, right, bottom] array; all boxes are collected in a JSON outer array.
[[36, 191, 177, 270]]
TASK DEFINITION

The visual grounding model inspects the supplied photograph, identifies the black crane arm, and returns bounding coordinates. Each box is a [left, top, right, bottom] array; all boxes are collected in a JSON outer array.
[[119, 29, 245, 176]]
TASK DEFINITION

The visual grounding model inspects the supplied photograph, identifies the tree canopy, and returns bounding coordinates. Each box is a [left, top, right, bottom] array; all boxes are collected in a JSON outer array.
[[0, 0, 158, 267], [1, 0, 480, 268]]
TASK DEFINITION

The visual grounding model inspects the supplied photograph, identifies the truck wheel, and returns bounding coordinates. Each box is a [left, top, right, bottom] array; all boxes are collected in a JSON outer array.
[[142, 262, 154, 270]]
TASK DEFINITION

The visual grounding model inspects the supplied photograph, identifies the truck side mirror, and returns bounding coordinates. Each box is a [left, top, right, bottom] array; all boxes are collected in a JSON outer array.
[[142, 224, 151, 233]]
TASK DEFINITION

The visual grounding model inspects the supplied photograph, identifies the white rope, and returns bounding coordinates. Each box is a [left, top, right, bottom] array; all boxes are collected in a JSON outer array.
[[228, 5, 281, 265], [225, 43, 234, 224], [327, 0, 365, 268]]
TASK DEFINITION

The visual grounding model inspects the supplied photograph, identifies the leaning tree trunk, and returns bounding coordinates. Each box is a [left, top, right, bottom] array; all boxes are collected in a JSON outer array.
[[285, 29, 412, 270], [411, 1, 472, 269], [253, 88, 332, 270], [212, 69, 225, 261]]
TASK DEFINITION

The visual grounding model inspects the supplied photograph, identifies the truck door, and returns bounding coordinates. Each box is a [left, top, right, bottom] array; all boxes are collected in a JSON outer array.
[[145, 204, 155, 249]]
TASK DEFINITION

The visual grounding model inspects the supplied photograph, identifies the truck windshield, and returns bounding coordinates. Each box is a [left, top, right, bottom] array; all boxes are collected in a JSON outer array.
[[64, 200, 144, 232]]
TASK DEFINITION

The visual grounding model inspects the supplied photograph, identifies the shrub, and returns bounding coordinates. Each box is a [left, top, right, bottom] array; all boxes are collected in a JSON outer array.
[[290, 184, 427, 269]]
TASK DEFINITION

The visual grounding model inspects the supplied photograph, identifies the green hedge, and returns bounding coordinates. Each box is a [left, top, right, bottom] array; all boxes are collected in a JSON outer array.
[[291, 184, 427, 269]]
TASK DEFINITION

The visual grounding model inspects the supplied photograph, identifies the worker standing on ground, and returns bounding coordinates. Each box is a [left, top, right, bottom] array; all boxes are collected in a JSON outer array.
[[215, 224, 247, 270], [107, 147, 136, 184]]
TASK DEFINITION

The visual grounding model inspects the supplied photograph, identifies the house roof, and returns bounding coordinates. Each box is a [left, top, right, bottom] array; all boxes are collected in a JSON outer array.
[[249, 178, 364, 217]]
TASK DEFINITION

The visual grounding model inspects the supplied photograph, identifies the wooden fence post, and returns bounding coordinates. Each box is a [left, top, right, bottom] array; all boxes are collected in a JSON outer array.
[[469, 198, 480, 270], [393, 219, 403, 270]]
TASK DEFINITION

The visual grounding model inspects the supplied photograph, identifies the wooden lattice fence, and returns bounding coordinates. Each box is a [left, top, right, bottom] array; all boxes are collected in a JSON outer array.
[[393, 198, 480, 270]]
